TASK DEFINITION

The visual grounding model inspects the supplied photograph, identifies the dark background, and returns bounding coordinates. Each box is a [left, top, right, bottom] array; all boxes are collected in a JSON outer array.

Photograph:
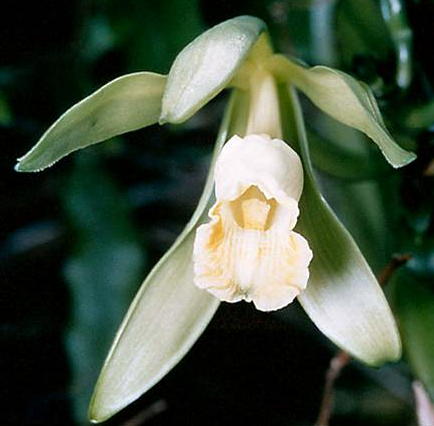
[[1, 0, 433, 425]]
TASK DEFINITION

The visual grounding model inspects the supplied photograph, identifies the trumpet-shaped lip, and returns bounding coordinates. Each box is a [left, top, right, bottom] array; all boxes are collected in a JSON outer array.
[[193, 133, 312, 311]]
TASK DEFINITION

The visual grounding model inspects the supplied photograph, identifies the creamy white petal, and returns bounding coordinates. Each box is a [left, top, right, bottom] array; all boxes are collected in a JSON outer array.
[[193, 134, 312, 311], [214, 134, 304, 203]]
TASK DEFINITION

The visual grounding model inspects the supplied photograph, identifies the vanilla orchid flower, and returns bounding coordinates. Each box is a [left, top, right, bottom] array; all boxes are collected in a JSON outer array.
[[15, 16, 415, 423], [194, 134, 312, 311]]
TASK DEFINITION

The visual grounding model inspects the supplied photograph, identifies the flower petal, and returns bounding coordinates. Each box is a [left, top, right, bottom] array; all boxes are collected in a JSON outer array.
[[89, 89, 249, 423], [280, 84, 401, 365], [160, 16, 266, 123], [16, 72, 166, 172], [270, 55, 416, 168]]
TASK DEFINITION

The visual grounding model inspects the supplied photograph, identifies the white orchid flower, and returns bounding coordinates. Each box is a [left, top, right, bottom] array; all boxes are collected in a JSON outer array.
[[15, 16, 415, 423]]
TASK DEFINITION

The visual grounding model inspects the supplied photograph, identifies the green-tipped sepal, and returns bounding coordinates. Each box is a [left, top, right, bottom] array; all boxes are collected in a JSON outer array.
[[281, 85, 402, 365], [271, 55, 416, 168], [16, 72, 166, 172]]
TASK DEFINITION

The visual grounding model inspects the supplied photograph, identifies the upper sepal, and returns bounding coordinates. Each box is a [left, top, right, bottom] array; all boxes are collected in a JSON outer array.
[[270, 55, 416, 168], [160, 15, 266, 124], [16, 72, 166, 172]]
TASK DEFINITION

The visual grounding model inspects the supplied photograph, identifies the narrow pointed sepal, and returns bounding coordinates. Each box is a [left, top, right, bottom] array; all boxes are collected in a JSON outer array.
[[160, 16, 266, 123], [89, 90, 247, 423], [89, 231, 219, 423], [16, 72, 166, 172], [88, 155, 220, 423], [271, 55, 416, 168], [282, 86, 401, 366], [296, 198, 402, 365]]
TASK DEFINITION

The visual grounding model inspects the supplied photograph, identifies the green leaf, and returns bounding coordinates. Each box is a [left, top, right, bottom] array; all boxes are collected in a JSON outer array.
[[64, 154, 145, 424], [280, 84, 401, 365], [16, 72, 166, 172], [89, 89, 249, 423], [270, 55, 416, 168], [160, 15, 266, 123], [106, 0, 204, 73], [393, 273, 434, 400], [336, 0, 393, 68]]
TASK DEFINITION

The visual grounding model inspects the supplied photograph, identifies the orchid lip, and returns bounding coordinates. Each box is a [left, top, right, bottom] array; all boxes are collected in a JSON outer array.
[[193, 134, 312, 311]]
